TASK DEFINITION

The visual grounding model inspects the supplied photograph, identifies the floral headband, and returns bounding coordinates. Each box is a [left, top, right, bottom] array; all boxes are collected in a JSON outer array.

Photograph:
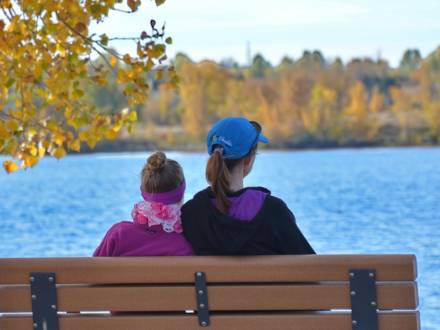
[[133, 180, 186, 233]]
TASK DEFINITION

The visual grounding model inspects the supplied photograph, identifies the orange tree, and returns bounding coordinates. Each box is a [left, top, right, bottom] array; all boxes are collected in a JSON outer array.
[[0, 0, 176, 172]]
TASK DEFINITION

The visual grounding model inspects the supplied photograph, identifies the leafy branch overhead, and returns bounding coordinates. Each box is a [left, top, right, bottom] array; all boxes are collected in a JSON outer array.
[[0, 0, 177, 173]]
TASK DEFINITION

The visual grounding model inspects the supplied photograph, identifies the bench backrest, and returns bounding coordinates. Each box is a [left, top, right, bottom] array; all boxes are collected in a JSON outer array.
[[0, 255, 419, 330]]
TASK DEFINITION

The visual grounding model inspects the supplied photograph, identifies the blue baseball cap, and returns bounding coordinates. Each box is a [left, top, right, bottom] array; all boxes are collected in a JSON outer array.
[[207, 117, 269, 159]]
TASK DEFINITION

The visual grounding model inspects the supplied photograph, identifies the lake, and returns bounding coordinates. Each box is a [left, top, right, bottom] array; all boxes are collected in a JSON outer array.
[[0, 147, 439, 328]]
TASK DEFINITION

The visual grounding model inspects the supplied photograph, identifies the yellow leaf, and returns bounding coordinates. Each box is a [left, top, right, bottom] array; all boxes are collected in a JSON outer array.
[[27, 127, 38, 139], [53, 133, 65, 146], [128, 111, 137, 122], [28, 144, 38, 156], [100, 34, 108, 46], [46, 120, 58, 131], [72, 89, 84, 99], [110, 56, 118, 66], [155, 0, 166, 6], [6, 120, 19, 133], [0, 122, 10, 139], [23, 155, 39, 167], [123, 54, 132, 65], [75, 22, 87, 34], [52, 147, 66, 159], [64, 106, 73, 119], [70, 139, 81, 152], [127, 0, 139, 12], [38, 146, 46, 158], [4, 139, 18, 154], [78, 131, 88, 141], [106, 128, 119, 140], [86, 136, 96, 148], [3, 160, 19, 173], [42, 140, 50, 149]]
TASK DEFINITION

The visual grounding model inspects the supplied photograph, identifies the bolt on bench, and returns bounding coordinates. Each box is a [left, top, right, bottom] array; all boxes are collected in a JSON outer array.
[[0, 255, 419, 330]]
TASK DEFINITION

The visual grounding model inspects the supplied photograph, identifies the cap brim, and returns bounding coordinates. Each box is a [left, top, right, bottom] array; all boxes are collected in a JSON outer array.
[[258, 133, 269, 144]]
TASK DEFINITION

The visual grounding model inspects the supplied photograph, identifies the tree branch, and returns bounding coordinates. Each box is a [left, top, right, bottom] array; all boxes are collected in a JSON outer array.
[[1, 7, 12, 21], [107, 37, 140, 41], [56, 14, 117, 74], [110, 8, 132, 14]]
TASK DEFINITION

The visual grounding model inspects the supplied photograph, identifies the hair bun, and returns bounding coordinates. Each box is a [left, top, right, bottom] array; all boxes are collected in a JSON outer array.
[[147, 151, 167, 172]]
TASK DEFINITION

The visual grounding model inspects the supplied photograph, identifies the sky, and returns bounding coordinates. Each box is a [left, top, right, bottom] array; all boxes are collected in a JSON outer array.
[[91, 0, 440, 67]]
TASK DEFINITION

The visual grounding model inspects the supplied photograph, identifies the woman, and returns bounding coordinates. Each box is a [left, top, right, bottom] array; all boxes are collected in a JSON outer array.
[[181, 117, 315, 255]]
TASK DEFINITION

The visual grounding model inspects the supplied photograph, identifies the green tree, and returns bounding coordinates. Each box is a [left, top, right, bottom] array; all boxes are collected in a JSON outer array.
[[251, 53, 271, 79], [399, 49, 422, 75]]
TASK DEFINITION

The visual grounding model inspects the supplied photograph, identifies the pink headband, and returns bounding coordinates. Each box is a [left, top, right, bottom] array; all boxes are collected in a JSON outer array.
[[141, 180, 186, 205]]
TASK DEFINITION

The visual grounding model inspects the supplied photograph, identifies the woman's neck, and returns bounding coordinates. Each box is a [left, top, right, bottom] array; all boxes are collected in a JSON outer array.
[[229, 168, 244, 192]]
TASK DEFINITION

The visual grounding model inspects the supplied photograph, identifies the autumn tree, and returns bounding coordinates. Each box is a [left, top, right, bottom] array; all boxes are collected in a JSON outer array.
[[179, 61, 229, 138], [417, 56, 440, 141], [424, 101, 440, 142], [367, 87, 385, 140], [389, 86, 418, 143], [344, 81, 369, 141], [221, 79, 261, 120], [276, 72, 312, 139], [303, 84, 338, 140], [256, 82, 289, 142], [0, 0, 175, 172]]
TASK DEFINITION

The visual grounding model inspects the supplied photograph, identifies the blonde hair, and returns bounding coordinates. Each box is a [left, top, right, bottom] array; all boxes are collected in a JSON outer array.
[[141, 152, 184, 193]]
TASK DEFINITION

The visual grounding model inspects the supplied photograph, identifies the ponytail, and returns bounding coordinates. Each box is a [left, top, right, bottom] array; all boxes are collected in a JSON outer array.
[[206, 149, 231, 214]]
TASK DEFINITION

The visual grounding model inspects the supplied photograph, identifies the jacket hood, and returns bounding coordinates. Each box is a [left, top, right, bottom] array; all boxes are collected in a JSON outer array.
[[182, 187, 271, 255]]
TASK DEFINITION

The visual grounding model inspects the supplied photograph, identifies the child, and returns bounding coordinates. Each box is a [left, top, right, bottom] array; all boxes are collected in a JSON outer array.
[[93, 152, 194, 256]]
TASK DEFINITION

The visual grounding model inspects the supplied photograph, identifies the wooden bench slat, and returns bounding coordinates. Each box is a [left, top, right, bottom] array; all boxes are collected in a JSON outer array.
[[0, 255, 417, 284], [0, 283, 418, 312], [0, 312, 420, 330]]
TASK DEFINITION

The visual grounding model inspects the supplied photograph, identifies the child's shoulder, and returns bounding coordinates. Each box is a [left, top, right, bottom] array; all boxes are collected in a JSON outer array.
[[105, 221, 134, 236]]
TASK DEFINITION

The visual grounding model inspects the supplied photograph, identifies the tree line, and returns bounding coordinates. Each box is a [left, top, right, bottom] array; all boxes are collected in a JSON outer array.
[[92, 47, 440, 148]]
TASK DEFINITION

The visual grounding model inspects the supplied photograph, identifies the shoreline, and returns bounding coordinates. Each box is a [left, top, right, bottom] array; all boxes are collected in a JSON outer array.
[[78, 138, 440, 154]]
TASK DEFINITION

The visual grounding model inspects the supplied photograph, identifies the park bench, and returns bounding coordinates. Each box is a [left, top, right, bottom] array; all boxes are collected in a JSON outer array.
[[0, 254, 418, 330]]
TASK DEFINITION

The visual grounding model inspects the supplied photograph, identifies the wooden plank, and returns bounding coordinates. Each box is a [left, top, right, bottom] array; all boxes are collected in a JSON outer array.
[[0, 312, 420, 330], [0, 255, 417, 284], [0, 283, 418, 312]]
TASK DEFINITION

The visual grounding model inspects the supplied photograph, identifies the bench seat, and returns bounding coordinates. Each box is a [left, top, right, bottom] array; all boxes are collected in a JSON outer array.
[[0, 255, 419, 330]]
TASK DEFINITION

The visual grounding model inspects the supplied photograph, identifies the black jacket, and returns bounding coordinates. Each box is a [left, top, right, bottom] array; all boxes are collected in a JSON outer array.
[[181, 187, 315, 255]]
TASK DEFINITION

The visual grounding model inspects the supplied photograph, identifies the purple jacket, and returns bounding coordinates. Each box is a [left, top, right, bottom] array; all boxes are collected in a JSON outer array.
[[93, 221, 194, 256]]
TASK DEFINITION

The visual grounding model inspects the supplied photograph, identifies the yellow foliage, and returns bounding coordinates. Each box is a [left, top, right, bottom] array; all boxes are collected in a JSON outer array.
[[128, 111, 138, 122], [3, 160, 19, 173], [0, 122, 10, 138], [38, 146, 46, 158], [303, 84, 338, 139], [344, 81, 370, 140], [0, 0, 173, 172], [69, 139, 81, 152], [52, 147, 66, 159]]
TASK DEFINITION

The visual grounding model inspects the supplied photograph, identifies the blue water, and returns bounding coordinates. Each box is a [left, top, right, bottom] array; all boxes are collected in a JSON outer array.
[[0, 148, 439, 328]]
